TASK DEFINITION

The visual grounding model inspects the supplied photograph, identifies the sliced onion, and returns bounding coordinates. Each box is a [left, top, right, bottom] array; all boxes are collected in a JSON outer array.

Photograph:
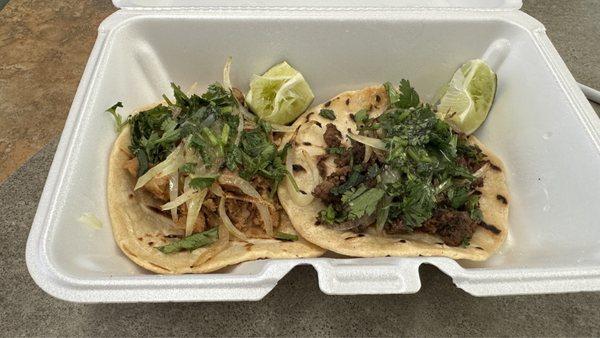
[[218, 195, 248, 241], [170, 106, 182, 118], [168, 172, 179, 222], [375, 196, 391, 234], [347, 133, 386, 151], [210, 183, 224, 197], [186, 82, 199, 95], [222, 57, 232, 90], [78, 212, 102, 230], [363, 145, 373, 164], [373, 148, 386, 161], [240, 106, 256, 122], [271, 123, 298, 133], [473, 163, 490, 178], [277, 119, 314, 151], [235, 108, 244, 145], [218, 174, 273, 236], [222, 57, 249, 145], [275, 109, 314, 151], [380, 167, 400, 184], [134, 145, 184, 190], [161, 187, 200, 211], [193, 223, 230, 266], [185, 188, 208, 236], [221, 193, 272, 207], [285, 149, 318, 206]]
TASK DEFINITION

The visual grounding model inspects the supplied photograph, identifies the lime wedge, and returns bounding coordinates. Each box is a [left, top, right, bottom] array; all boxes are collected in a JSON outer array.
[[436, 59, 497, 135], [246, 62, 314, 125]]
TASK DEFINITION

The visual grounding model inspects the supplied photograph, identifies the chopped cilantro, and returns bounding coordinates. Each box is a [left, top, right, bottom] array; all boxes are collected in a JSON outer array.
[[236, 121, 290, 197], [274, 231, 298, 241], [345, 186, 385, 220], [384, 79, 420, 109], [318, 205, 337, 225], [189, 175, 218, 190], [180, 162, 197, 174], [327, 147, 346, 155], [105, 102, 128, 132], [315, 79, 486, 236], [120, 81, 289, 195], [353, 109, 368, 123], [319, 108, 336, 120], [330, 165, 365, 196], [157, 228, 218, 254]]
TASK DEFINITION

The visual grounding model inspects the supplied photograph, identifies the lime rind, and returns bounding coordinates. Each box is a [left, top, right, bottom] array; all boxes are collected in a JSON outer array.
[[436, 59, 497, 135], [246, 62, 314, 125]]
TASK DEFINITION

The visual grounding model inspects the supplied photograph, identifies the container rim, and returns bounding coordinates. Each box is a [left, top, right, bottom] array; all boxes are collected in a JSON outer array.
[[112, 0, 522, 11], [26, 7, 600, 302]]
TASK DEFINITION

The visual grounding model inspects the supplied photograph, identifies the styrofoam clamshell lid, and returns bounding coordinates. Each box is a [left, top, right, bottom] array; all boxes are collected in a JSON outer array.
[[112, 0, 522, 10]]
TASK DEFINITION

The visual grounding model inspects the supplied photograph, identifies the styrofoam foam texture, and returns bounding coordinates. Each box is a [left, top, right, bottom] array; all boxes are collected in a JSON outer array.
[[25, 5, 600, 302]]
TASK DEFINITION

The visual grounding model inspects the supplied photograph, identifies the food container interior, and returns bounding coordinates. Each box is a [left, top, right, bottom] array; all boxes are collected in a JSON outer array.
[[31, 8, 600, 297]]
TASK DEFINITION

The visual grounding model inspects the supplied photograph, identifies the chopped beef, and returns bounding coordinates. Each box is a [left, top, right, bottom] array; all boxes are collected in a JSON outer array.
[[385, 218, 412, 234], [334, 140, 365, 167], [351, 215, 376, 233], [352, 141, 366, 162], [204, 210, 221, 228], [420, 210, 478, 246], [203, 196, 218, 212], [174, 210, 206, 233], [471, 177, 484, 189], [457, 155, 484, 173], [323, 123, 343, 148], [316, 155, 328, 178], [123, 157, 169, 201], [232, 87, 246, 106], [251, 175, 271, 199], [312, 166, 351, 203], [123, 157, 138, 177], [244, 226, 270, 239], [226, 199, 253, 231], [329, 216, 371, 232]]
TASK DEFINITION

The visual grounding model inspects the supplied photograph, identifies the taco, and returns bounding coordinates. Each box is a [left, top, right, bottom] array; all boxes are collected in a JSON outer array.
[[107, 82, 324, 274], [278, 82, 508, 260]]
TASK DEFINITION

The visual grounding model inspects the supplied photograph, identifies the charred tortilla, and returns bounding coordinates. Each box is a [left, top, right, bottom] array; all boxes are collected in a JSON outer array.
[[108, 127, 324, 274], [278, 85, 508, 260]]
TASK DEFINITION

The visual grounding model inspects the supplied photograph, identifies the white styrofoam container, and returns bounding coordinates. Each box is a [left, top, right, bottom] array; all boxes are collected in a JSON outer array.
[[25, 0, 600, 302]]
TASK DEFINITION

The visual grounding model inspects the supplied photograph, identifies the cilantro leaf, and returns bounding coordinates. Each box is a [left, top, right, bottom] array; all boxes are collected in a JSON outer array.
[[384, 79, 420, 109], [344, 187, 385, 220], [327, 147, 346, 155], [180, 162, 197, 174], [313, 80, 487, 237], [129, 104, 178, 173], [233, 121, 291, 196], [318, 205, 337, 225], [330, 166, 365, 196], [353, 109, 368, 123], [398, 179, 436, 227], [274, 231, 298, 241], [157, 228, 218, 254], [319, 108, 336, 120], [189, 175, 218, 190], [105, 102, 128, 132]]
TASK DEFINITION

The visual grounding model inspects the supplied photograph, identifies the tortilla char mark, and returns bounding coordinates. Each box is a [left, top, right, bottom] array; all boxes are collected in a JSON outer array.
[[283, 84, 508, 258]]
